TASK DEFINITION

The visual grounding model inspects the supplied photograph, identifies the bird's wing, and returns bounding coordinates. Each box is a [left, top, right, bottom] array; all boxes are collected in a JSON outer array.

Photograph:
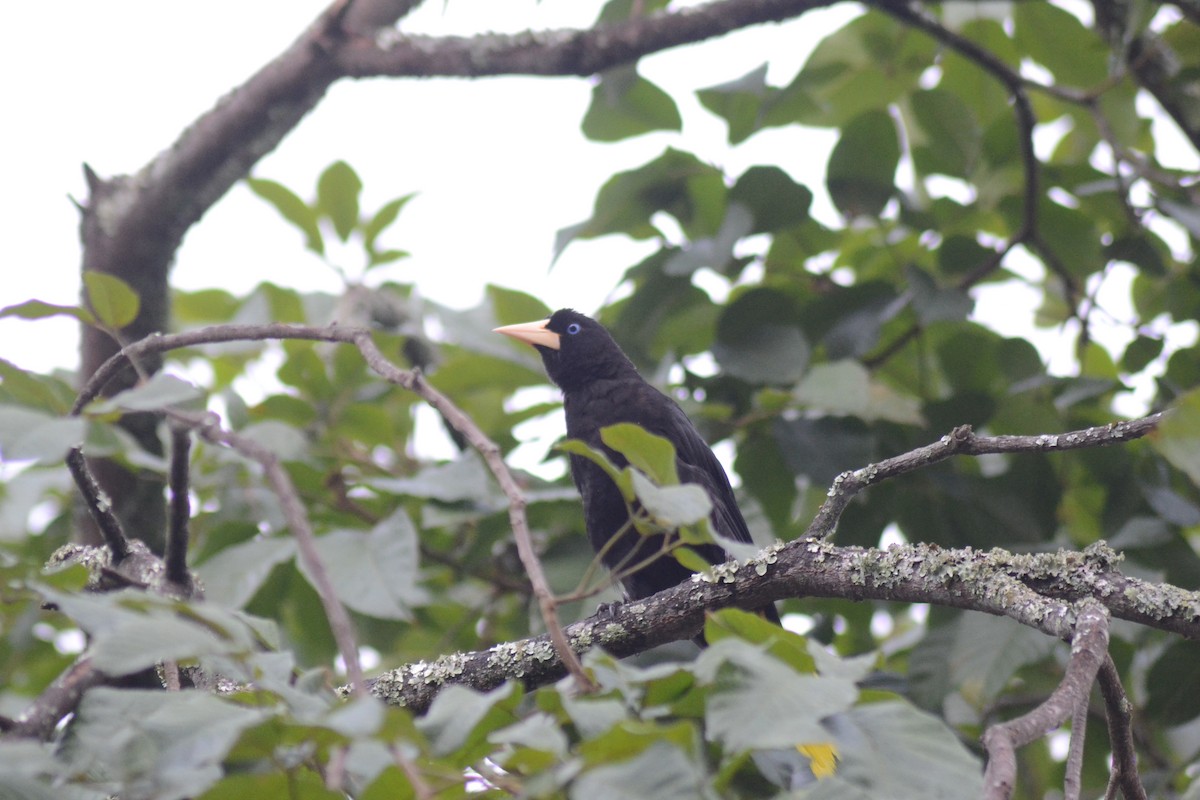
[[657, 399, 755, 546]]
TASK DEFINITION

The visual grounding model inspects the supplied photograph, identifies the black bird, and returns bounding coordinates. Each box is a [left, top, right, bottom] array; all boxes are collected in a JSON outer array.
[[495, 308, 780, 635]]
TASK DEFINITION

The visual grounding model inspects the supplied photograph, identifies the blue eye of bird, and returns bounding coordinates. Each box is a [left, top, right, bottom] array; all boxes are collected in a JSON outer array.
[[566, 323, 581, 335]]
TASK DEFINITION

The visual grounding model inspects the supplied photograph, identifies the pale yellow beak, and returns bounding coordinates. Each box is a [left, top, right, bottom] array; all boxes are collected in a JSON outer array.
[[493, 319, 561, 350]]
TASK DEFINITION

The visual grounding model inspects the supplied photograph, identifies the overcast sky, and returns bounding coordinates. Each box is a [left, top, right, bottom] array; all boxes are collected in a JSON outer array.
[[3, 1, 1195, 423], [1, 1, 858, 369]]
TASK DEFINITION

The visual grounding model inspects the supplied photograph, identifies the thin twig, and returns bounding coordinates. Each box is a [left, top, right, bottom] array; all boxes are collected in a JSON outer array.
[[1098, 655, 1148, 800], [165, 423, 193, 586], [64, 447, 130, 563], [1065, 699, 1088, 800]]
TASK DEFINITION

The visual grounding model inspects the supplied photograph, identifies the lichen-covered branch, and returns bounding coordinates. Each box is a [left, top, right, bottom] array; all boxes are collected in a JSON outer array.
[[349, 538, 1200, 713]]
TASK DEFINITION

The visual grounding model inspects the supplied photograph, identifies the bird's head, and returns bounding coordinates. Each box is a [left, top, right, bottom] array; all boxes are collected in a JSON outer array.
[[494, 308, 637, 392]]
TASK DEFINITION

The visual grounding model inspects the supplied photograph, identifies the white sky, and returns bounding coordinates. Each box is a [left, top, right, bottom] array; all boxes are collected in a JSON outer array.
[[2, 1, 1194, 418], [0, 1, 854, 371]]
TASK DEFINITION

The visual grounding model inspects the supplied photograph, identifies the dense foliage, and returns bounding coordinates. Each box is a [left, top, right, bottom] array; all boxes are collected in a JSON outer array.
[[1, 1, 1199, 797]]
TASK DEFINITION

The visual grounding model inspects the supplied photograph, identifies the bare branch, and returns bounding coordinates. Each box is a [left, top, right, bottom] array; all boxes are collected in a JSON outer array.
[[982, 601, 1110, 800], [1098, 656, 1148, 800], [1065, 700, 1088, 800], [1, 657, 107, 741], [805, 416, 1162, 539], [64, 446, 131, 563]]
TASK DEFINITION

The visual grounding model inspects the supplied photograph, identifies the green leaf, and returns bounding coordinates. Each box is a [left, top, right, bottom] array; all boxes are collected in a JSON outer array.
[[729, 165, 812, 233], [82, 272, 140, 329], [910, 613, 1056, 712], [1154, 389, 1200, 487], [827, 701, 984, 796], [487, 284, 552, 327], [907, 265, 973, 325], [713, 288, 809, 385], [1146, 640, 1200, 724], [827, 109, 900, 218], [195, 536, 297, 610], [573, 742, 706, 799], [790, 12, 934, 127], [1014, 2, 1108, 87], [86, 373, 205, 414], [65, 689, 265, 799], [298, 510, 428, 620], [557, 438, 634, 501], [794, 361, 923, 425], [0, 406, 85, 464], [909, 89, 981, 178], [0, 360, 74, 413], [558, 148, 726, 258], [246, 177, 323, 254], [417, 683, 521, 757], [316, 160, 363, 241], [601, 423, 678, 484], [363, 193, 416, 251], [698, 639, 857, 750], [582, 67, 682, 142], [630, 470, 712, 527], [697, 64, 773, 144], [369, 451, 495, 504], [772, 416, 874, 486], [0, 299, 95, 326], [1037, 199, 1102, 277]]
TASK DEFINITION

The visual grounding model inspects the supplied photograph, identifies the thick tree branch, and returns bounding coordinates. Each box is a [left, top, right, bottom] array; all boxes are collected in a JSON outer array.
[[335, 0, 837, 77], [348, 537, 1200, 713]]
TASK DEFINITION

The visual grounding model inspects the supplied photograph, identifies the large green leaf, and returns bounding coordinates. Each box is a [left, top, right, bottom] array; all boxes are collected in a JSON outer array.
[[827, 109, 900, 218], [582, 67, 682, 142], [819, 701, 984, 798], [298, 509, 428, 620], [697, 640, 857, 751], [572, 742, 707, 799], [316, 160, 363, 241], [246, 177, 323, 254], [82, 272, 140, 329], [713, 288, 809, 385], [556, 148, 726, 257], [0, 406, 85, 465], [1154, 388, 1200, 488], [195, 536, 297, 610], [64, 689, 266, 800]]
